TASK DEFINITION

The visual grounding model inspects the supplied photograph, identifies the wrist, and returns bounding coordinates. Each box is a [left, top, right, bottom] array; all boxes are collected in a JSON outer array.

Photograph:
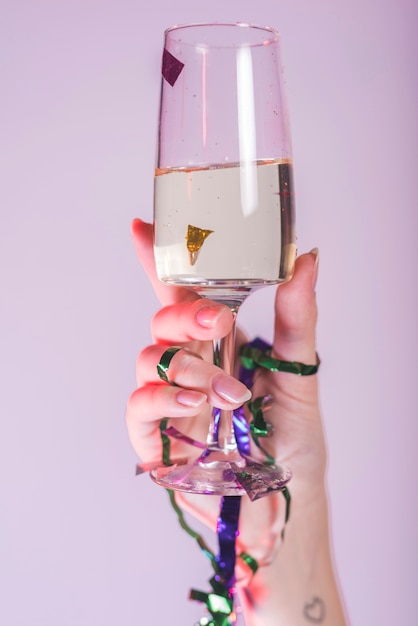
[[238, 488, 347, 626]]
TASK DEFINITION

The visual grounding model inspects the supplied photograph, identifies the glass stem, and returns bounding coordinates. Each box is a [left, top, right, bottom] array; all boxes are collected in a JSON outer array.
[[205, 304, 243, 461]]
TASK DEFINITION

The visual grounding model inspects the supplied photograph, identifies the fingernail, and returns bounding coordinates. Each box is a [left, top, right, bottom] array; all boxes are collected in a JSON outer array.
[[212, 374, 252, 404], [196, 304, 225, 329], [176, 390, 207, 407], [310, 247, 319, 290]]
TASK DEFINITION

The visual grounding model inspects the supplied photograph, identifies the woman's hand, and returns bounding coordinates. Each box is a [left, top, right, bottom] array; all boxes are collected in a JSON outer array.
[[127, 218, 322, 556], [126, 218, 347, 625]]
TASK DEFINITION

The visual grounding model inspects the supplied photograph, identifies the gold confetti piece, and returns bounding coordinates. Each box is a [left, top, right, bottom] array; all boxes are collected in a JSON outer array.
[[186, 224, 214, 265]]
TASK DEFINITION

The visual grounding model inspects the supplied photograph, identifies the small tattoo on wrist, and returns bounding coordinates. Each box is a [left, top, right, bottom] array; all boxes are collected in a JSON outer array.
[[303, 596, 325, 623]]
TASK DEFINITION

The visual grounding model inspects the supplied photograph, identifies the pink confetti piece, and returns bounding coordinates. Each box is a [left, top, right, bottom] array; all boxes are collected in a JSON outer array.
[[163, 425, 206, 449], [162, 48, 184, 86], [135, 457, 189, 475]]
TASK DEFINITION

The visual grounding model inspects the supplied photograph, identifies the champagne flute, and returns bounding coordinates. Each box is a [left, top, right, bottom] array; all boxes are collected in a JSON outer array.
[[151, 23, 296, 501]]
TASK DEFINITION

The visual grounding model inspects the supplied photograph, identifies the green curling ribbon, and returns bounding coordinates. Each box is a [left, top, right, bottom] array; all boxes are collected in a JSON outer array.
[[190, 574, 234, 625], [282, 486, 291, 524], [281, 486, 292, 541], [247, 396, 275, 465], [156, 346, 182, 384], [238, 551, 259, 575], [208, 575, 230, 594], [247, 397, 270, 437], [167, 489, 217, 567], [158, 420, 217, 567], [190, 589, 233, 626], [190, 590, 232, 615], [159, 418, 171, 466], [240, 344, 320, 376]]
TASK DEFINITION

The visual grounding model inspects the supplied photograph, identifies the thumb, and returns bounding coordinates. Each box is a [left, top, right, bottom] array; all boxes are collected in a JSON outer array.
[[272, 250, 319, 364]]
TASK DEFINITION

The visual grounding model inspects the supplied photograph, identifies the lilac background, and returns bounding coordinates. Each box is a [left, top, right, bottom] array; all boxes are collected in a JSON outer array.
[[1, 1, 417, 624]]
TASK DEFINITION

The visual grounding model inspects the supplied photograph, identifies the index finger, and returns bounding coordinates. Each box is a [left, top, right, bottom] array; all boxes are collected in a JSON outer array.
[[152, 299, 234, 343]]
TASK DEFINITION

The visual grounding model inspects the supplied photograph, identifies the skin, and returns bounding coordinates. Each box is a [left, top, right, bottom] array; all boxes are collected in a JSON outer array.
[[126, 218, 348, 625]]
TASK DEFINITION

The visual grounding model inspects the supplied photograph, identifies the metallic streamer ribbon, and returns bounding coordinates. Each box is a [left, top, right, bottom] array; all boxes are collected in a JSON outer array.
[[140, 337, 307, 624], [240, 342, 320, 376], [156, 346, 182, 384]]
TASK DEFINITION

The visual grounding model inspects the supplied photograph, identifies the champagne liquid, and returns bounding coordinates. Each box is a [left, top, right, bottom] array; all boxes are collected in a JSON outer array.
[[154, 160, 296, 296]]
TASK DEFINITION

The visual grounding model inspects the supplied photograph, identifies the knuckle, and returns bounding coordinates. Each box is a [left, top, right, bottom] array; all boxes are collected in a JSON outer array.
[[136, 344, 155, 365], [149, 383, 164, 410], [172, 350, 202, 382]]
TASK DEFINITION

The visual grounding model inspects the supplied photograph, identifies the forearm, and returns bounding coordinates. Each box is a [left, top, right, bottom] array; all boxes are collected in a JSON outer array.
[[238, 489, 348, 626]]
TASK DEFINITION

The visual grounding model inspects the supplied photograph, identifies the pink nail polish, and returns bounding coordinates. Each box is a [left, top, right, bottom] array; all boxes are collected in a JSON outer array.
[[310, 248, 319, 290], [176, 390, 207, 407], [212, 374, 252, 404], [196, 305, 225, 329]]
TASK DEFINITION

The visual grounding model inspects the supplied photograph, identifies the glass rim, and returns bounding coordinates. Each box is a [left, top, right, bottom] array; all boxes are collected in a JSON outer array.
[[164, 21, 280, 46]]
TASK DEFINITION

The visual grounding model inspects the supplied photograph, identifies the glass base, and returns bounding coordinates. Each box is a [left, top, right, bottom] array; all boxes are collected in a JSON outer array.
[[150, 458, 291, 501]]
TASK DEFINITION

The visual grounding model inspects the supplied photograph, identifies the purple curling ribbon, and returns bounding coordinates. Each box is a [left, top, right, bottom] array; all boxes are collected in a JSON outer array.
[[216, 496, 241, 589], [214, 340, 265, 608], [215, 408, 248, 593]]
